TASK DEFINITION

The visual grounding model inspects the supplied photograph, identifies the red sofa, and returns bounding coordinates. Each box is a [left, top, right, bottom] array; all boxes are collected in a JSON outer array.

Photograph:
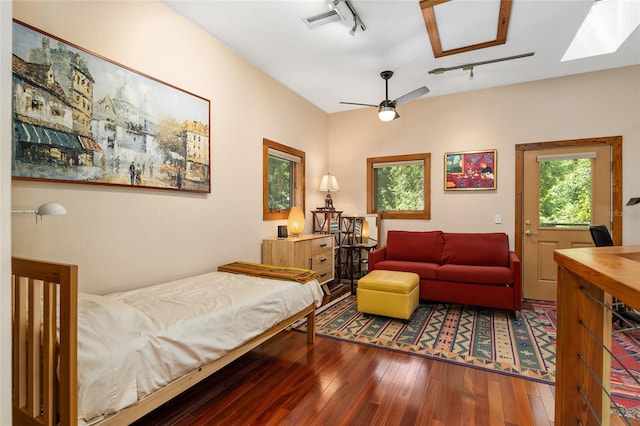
[[368, 230, 522, 314]]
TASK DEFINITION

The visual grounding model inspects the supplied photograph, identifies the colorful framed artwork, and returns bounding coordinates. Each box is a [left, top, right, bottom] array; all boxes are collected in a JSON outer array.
[[11, 20, 211, 193], [445, 149, 497, 191]]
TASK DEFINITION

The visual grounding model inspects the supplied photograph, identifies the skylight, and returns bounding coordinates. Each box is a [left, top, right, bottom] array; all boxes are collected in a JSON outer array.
[[562, 0, 640, 62]]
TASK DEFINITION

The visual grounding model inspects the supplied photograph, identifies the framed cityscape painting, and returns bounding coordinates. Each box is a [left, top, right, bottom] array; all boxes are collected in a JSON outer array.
[[445, 149, 497, 191], [11, 20, 211, 193]]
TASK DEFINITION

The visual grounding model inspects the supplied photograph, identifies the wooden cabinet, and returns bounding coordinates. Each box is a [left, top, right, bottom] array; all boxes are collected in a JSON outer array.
[[262, 234, 334, 294]]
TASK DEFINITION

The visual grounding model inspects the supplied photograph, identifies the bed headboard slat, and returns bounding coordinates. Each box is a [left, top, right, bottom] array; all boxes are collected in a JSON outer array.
[[12, 257, 78, 426], [42, 282, 57, 425], [27, 279, 42, 419]]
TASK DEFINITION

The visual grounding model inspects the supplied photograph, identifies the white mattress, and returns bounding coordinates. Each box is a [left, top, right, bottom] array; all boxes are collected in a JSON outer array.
[[76, 271, 323, 423]]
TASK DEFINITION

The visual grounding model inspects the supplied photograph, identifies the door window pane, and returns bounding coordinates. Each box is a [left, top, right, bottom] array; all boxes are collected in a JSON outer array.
[[539, 158, 592, 227]]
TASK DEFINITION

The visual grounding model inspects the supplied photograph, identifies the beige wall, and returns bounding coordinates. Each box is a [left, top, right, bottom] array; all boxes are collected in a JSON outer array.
[[11, 1, 329, 294], [3, 1, 640, 422], [8, 2, 640, 298], [328, 66, 640, 248]]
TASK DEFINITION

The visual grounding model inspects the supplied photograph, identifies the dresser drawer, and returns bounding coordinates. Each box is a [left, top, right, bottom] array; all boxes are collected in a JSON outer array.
[[314, 262, 334, 283], [311, 251, 331, 270], [311, 236, 333, 254]]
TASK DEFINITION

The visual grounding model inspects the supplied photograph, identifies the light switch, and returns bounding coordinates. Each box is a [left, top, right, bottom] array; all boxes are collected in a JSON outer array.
[[495, 214, 502, 224]]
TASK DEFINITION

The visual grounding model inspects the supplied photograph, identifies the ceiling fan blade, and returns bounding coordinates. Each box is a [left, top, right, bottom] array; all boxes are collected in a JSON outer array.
[[340, 101, 378, 107], [393, 86, 429, 106]]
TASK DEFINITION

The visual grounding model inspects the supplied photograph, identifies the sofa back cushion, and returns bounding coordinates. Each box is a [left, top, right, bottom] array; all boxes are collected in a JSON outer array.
[[441, 233, 509, 267], [386, 230, 444, 263]]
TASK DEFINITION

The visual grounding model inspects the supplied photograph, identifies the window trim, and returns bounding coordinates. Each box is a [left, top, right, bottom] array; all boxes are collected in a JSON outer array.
[[367, 153, 431, 220], [263, 138, 305, 220]]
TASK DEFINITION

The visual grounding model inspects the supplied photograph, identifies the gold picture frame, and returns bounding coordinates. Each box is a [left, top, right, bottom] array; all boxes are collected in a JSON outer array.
[[445, 149, 497, 191]]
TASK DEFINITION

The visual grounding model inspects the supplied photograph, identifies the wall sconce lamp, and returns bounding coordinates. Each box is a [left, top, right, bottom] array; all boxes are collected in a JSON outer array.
[[319, 173, 340, 210], [627, 197, 640, 206], [287, 206, 305, 237], [12, 202, 67, 223]]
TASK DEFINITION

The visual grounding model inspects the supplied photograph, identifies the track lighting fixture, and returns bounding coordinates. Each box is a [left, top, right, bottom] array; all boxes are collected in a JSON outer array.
[[335, 0, 366, 36], [428, 52, 534, 77], [462, 65, 474, 80], [349, 18, 357, 36]]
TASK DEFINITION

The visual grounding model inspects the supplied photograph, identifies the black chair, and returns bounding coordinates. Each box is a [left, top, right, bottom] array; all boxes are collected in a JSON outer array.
[[589, 224, 613, 247], [589, 224, 640, 325]]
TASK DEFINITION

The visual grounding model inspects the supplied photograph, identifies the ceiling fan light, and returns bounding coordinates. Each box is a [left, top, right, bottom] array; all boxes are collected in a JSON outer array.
[[378, 106, 396, 122]]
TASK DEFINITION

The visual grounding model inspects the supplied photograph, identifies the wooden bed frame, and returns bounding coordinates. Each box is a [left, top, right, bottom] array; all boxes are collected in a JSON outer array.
[[11, 257, 316, 426]]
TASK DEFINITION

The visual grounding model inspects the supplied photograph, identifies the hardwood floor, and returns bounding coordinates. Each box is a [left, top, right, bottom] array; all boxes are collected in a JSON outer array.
[[133, 284, 561, 425]]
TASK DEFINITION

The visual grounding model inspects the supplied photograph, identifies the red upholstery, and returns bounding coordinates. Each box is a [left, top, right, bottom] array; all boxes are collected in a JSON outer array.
[[437, 264, 513, 284], [441, 233, 509, 267], [370, 259, 439, 280], [368, 230, 522, 312], [386, 230, 443, 263]]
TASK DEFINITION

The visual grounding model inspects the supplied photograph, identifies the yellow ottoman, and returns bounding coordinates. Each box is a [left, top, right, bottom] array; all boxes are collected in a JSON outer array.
[[357, 270, 420, 320]]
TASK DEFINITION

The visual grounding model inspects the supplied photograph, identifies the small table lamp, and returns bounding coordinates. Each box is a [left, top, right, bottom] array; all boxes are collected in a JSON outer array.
[[287, 206, 305, 236], [361, 220, 370, 244], [319, 173, 340, 210]]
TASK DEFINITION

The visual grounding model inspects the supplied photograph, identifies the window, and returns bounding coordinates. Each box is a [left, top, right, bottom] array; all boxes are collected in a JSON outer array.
[[537, 152, 594, 228], [367, 153, 431, 220], [263, 139, 305, 220]]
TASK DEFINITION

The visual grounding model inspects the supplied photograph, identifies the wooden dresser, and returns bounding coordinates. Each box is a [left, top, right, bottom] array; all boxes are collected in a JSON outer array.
[[262, 234, 334, 294]]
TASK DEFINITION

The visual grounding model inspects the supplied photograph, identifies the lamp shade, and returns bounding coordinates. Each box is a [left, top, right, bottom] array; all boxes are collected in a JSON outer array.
[[378, 106, 397, 122], [287, 206, 305, 236], [37, 202, 67, 216], [627, 197, 640, 206], [12, 201, 66, 224], [362, 220, 370, 238], [318, 174, 340, 192]]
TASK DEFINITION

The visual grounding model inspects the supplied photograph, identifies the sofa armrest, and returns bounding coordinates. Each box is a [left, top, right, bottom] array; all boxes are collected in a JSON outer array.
[[368, 246, 387, 271], [509, 251, 522, 311]]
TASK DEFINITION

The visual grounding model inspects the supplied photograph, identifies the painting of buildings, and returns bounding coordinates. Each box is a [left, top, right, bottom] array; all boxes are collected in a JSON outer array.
[[11, 20, 210, 193]]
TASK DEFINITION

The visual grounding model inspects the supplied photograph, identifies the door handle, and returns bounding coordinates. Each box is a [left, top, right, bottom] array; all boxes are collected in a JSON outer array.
[[525, 230, 539, 236]]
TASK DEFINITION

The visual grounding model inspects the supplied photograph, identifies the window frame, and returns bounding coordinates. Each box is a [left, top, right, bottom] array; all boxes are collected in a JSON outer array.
[[367, 153, 431, 220], [263, 138, 305, 220]]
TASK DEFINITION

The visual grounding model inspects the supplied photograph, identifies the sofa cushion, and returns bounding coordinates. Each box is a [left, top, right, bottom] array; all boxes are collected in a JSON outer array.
[[373, 260, 439, 280], [441, 233, 509, 267], [385, 230, 444, 263], [437, 264, 513, 285]]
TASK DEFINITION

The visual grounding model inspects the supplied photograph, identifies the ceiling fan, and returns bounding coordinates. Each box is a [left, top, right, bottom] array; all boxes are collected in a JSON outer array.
[[340, 70, 429, 121]]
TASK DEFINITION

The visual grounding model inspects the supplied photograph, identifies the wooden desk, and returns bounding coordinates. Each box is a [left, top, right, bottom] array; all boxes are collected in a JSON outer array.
[[554, 246, 640, 426]]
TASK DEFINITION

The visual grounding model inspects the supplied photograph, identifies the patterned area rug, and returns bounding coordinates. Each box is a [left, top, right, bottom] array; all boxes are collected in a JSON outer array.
[[294, 295, 640, 418]]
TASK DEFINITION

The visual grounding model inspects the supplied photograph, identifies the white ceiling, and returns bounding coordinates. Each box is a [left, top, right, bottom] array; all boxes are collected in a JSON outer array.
[[163, 0, 640, 114]]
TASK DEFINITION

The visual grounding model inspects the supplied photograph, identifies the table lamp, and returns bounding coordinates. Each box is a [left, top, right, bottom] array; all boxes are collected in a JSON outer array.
[[287, 206, 305, 236], [319, 173, 339, 210]]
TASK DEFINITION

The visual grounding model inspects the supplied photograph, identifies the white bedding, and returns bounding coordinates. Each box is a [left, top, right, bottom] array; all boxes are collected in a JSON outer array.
[[76, 271, 323, 423]]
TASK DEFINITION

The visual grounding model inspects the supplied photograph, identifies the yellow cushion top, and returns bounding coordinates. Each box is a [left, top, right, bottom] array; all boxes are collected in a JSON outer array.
[[357, 270, 419, 294]]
